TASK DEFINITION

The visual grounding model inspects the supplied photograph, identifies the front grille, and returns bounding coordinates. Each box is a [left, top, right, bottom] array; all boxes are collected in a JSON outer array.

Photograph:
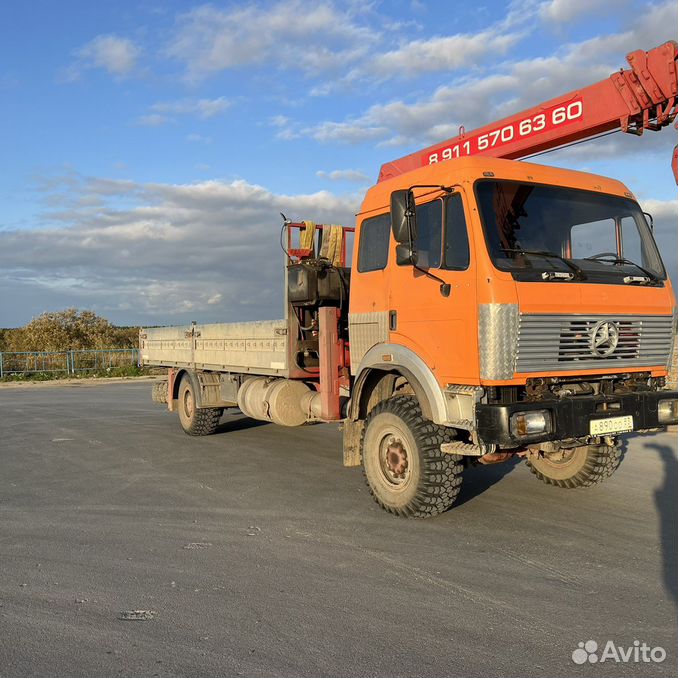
[[557, 318, 641, 361], [516, 314, 673, 373]]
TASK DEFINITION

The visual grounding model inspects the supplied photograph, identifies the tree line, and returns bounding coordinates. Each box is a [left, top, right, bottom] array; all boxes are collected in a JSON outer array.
[[0, 309, 139, 353]]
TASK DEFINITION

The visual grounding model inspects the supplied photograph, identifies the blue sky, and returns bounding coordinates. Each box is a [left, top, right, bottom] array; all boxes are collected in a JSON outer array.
[[0, 0, 676, 326]]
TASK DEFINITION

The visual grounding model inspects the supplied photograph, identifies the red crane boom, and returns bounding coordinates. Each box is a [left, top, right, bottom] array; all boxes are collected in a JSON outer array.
[[378, 41, 678, 184]]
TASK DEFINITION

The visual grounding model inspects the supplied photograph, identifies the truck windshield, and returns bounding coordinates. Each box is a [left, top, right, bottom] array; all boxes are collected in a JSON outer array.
[[475, 180, 665, 282]]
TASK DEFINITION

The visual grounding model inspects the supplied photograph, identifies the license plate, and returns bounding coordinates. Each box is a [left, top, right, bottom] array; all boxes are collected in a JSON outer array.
[[589, 415, 634, 435]]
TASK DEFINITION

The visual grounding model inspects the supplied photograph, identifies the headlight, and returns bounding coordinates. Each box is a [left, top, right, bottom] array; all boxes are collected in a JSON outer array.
[[658, 399, 678, 424], [510, 409, 551, 437]]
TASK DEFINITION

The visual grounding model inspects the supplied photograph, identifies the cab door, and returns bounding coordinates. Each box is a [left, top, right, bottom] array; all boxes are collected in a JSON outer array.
[[387, 187, 478, 385]]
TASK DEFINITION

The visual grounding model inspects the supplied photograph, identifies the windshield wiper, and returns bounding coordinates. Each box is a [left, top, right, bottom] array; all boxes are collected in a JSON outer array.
[[502, 248, 585, 280], [582, 255, 659, 284]]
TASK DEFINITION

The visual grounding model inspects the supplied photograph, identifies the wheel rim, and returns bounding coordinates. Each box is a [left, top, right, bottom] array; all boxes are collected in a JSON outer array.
[[529, 446, 589, 480], [179, 383, 195, 423], [183, 388, 194, 418], [539, 448, 577, 468], [376, 426, 413, 492]]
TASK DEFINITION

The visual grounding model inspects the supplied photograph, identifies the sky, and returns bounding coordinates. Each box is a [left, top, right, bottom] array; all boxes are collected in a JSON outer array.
[[0, 0, 676, 327]]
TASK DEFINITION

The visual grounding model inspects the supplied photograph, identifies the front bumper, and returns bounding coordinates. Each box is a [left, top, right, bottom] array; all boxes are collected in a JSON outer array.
[[475, 390, 678, 447]]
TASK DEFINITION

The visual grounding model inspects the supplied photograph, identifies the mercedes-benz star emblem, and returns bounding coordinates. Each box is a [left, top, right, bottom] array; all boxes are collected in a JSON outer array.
[[590, 320, 620, 357]]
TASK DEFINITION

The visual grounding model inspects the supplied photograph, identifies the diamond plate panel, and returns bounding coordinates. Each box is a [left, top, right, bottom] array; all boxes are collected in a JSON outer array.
[[478, 304, 519, 380]]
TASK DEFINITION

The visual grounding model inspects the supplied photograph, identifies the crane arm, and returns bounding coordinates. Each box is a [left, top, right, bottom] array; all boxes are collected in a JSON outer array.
[[378, 41, 678, 184]]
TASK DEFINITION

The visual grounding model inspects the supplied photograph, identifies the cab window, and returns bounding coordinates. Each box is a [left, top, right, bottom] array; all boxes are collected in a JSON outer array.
[[620, 215, 645, 264], [414, 200, 442, 268], [443, 194, 470, 270], [357, 213, 390, 272], [409, 195, 470, 270]]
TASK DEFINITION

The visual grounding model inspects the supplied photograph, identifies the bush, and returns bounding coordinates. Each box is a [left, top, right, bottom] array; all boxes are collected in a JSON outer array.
[[0, 309, 139, 352]]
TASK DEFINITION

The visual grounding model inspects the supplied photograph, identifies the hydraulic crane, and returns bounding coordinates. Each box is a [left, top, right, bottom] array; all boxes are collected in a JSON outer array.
[[378, 41, 678, 184]]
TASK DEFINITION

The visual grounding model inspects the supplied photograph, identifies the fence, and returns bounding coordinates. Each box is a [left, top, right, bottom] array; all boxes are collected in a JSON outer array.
[[0, 349, 140, 378]]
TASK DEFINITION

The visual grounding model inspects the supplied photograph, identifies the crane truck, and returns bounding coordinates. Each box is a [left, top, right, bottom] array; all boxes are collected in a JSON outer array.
[[141, 41, 678, 518]]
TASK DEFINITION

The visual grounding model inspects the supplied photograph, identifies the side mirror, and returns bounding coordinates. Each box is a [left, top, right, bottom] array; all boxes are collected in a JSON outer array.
[[396, 243, 418, 266], [391, 189, 417, 244]]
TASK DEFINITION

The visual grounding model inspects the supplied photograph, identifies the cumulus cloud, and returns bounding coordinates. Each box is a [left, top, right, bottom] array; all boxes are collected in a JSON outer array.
[[540, 0, 619, 24], [151, 96, 230, 119], [166, 1, 377, 80], [304, 1, 535, 93], [2, 172, 674, 327], [137, 113, 168, 127], [354, 29, 521, 80], [62, 34, 140, 81], [0, 174, 359, 326], [269, 115, 290, 128], [298, 0, 677, 152], [316, 169, 371, 183], [137, 97, 230, 126], [310, 121, 391, 144]]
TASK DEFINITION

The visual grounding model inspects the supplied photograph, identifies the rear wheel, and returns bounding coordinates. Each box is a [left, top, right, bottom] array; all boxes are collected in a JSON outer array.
[[525, 443, 622, 488], [151, 380, 168, 404], [177, 376, 222, 436], [361, 396, 463, 518]]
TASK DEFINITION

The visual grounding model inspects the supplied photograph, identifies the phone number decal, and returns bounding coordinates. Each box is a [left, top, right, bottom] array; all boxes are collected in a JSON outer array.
[[425, 99, 583, 165]]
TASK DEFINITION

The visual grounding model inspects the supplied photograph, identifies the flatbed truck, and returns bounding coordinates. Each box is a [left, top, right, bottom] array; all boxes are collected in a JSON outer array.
[[141, 42, 678, 517]]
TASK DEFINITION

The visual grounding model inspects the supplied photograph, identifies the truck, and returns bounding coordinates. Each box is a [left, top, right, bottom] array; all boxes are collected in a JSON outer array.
[[141, 41, 678, 518]]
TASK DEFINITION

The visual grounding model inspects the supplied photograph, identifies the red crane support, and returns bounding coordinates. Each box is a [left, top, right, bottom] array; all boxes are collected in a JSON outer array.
[[378, 41, 678, 184]]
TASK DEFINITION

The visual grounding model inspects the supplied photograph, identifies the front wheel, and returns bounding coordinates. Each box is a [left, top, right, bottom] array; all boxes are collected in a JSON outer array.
[[177, 376, 223, 436], [525, 443, 622, 488], [361, 396, 463, 518]]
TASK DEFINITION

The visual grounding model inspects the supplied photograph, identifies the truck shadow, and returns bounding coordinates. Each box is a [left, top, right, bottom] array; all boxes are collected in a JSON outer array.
[[215, 412, 270, 434], [455, 456, 520, 507], [644, 440, 678, 630]]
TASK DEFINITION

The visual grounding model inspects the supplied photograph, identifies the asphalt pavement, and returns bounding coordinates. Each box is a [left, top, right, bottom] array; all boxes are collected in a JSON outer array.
[[0, 381, 676, 678]]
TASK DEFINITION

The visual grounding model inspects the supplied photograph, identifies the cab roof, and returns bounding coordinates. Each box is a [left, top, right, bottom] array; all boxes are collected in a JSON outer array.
[[359, 156, 634, 219]]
